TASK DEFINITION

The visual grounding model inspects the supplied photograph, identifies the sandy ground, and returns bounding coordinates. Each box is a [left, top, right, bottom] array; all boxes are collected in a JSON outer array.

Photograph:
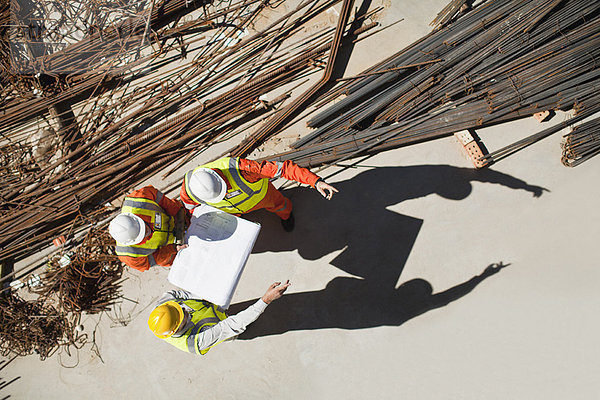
[[3, 1, 600, 399]]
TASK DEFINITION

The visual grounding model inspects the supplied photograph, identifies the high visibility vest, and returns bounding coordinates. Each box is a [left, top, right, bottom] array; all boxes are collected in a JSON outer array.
[[163, 299, 227, 355], [184, 157, 268, 214], [114, 196, 175, 258]]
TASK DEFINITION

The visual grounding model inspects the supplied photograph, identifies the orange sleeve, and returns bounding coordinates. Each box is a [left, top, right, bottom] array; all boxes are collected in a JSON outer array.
[[118, 255, 151, 272], [238, 158, 320, 187], [153, 244, 178, 266], [157, 192, 182, 217], [128, 185, 181, 216]]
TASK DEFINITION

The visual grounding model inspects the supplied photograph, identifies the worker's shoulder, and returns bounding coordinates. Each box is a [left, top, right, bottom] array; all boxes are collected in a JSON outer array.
[[128, 185, 159, 199]]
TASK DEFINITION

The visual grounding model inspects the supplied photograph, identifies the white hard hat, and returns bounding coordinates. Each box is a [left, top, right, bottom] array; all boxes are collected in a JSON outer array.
[[109, 213, 147, 245], [189, 168, 227, 203]]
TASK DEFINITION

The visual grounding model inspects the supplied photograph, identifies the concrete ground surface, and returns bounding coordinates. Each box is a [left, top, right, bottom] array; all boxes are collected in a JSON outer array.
[[3, 1, 600, 399]]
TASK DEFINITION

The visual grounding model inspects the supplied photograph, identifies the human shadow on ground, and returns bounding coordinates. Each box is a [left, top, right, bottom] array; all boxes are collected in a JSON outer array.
[[231, 165, 544, 337], [230, 262, 509, 339], [244, 164, 546, 284]]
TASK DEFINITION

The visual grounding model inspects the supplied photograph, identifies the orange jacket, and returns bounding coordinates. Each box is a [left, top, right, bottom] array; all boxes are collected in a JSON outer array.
[[180, 158, 320, 208], [117, 186, 183, 272]]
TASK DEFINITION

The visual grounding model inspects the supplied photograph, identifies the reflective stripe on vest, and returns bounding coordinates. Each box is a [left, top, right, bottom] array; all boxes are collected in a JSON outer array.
[[163, 299, 227, 355], [184, 157, 268, 214], [114, 197, 175, 258]]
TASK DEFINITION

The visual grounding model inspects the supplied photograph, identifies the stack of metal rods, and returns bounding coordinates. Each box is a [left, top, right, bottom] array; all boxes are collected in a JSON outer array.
[[430, 0, 471, 29], [0, 0, 271, 134], [265, 0, 600, 168], [227, 0, 356, 157], [0, 0, 385, 273], [561, 115, 600, 167]]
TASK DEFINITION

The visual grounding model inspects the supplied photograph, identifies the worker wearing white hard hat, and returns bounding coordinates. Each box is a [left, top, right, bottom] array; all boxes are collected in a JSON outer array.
[[180, 157, 338, 232], [109, 185, 190, 272], [109, 213, 147, 245], [187, 168, 227, 203]]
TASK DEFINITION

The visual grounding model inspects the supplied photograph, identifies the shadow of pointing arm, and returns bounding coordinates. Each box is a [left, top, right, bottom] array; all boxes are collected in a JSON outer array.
[[427, 262, 510, 310], [474, 169, 549, 197]]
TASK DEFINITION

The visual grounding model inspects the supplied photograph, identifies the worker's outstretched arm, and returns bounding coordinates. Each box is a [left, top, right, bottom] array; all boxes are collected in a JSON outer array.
[[239, 158, 318, 185], [195, 281, 290, 351], [239, 158, 338, 199]]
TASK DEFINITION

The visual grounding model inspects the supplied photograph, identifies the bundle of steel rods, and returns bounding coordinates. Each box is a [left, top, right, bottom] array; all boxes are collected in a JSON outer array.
[[561, 115, 600, 167], [430, 0, 471, 28], [265, 0, 600, 168], [0, 0, 382, 273], [0, 291, 75, 360]]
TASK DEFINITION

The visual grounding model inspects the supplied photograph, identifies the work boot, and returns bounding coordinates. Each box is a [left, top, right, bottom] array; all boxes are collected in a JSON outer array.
[[280, 212, 295, 232]]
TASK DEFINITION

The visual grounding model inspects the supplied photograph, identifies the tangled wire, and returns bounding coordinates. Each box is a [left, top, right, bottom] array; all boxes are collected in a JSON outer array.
[[38, 227, 124, 314], [0, 226, 124, 361], [0, 291, 75, 360]]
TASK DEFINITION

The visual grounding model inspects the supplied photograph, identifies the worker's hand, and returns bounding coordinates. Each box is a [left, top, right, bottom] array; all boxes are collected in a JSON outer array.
[[176, 244, 188, 252], [316, 180, 338, 200], [176, 207, 191, 228], [261, 280, 290, 304]]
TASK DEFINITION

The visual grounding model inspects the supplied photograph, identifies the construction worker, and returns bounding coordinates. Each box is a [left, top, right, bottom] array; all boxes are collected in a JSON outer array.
[[180, 157, 338, 231], [109, 185, 189, 272], [148, 280, 290, 355]]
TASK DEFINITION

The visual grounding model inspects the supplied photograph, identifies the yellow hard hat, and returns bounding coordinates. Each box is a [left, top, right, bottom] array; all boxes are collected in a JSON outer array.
[[148, 301, 185, 338]]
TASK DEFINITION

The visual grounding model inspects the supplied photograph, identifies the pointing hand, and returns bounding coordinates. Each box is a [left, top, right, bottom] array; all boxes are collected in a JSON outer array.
[[262, 280, 291, 304], [316, 180, 339, 200]]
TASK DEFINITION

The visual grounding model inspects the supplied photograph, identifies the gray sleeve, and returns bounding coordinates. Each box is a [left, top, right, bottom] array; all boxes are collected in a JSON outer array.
[[156, 289, 192, 305], [196, 299, 268, 351]]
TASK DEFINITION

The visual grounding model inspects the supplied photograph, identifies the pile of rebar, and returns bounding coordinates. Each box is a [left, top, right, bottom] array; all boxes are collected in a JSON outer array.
[[36, 227, 123, 314], [561, 116, 600, 167], [0, 0, 380, 275], [0, 291, 75, 360], [0, 226, 121, 360], [1, 0, 384, 360], [4, 0, 597, 298], [266, 0, 600, 168], [430, 0, 470, 28]]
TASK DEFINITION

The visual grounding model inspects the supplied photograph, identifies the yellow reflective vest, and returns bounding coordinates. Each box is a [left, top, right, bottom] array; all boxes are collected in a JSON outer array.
[[184, 157, 268, 214], [163, 299, 228, 355], [114, 196, 175, 258]]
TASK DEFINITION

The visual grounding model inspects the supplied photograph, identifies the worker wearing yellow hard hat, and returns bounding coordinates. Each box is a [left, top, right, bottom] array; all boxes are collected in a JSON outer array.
[[148, 281, 290, 355], [147, 301, 185, 339]]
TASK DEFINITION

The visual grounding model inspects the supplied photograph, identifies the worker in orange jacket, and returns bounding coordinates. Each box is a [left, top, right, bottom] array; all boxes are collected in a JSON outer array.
[[109, 186, 189, 272], [180, 157, 338, 231]]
